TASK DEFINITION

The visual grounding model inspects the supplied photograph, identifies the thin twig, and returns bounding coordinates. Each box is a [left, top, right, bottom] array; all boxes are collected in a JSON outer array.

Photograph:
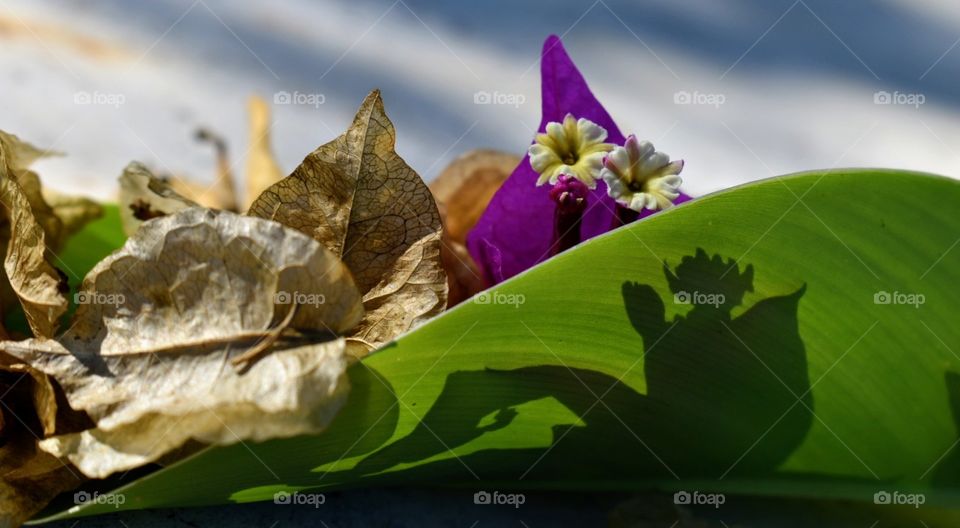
[[231, 303, 299, 368]]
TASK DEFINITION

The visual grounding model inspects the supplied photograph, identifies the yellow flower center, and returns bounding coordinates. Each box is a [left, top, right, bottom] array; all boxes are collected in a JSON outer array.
[[527, 114, 613, 189]]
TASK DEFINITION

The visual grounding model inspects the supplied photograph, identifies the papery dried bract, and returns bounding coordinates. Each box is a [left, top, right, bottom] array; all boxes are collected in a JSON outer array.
[[0, 354, 84, 527], [430, 150, 518, 304], [249, 90, 446, 355], [244, 95, 284, 211], [430, 149, 518, 244], [118, 161, 196, 236], [39, 188, 104, 249], [185, 128, 240, 212], [3, 208, 364, 478], [0, 136, 67, 338]]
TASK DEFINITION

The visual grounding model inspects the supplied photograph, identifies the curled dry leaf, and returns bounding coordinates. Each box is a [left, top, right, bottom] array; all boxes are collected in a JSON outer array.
[[244, 95, 285, 211], [0, 131, 59, 175], [0, 131, 102, 253], [0, 354, 85, 527], [39, 188, 105, 249], [429, 149, 518, 305], [118, 161, 197, 236], [429, 149, 518, 244], [0, 131, 82, 252], [0, 134, 68, 338], [249, 90, 446, 355], [185, 127, 239, 212], [3, 208, 364, 478], [130, 128, 239, 215]]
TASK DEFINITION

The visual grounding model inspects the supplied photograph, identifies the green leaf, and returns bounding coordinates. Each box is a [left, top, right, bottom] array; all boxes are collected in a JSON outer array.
[[36, 169, 960, 521], [56, 204, 126, 285]]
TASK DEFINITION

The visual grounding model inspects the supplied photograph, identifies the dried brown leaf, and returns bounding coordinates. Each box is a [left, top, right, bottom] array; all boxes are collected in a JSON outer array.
[[0, 131, 102, 251], [3, 208, 364, 478], [190, 127, 239, 211], [429, 149, 518, 305], [0, 356, 84, 527], [249, 90, 446, 355], [0, 137, 67, 338], [429, 149, 518, 244], [39, 188, 104, 248], [244, 95, 284, 211], [9, 171, 63, 252], [118, 161, 196, 236], [0, 131, 59, 175]]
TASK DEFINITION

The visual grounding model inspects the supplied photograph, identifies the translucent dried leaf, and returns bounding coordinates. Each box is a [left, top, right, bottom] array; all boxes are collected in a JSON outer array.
[[429, 149, 518, 305], [0, 356, 84, 527], [10, 171, 63, 252], [0, 131, 101, 251], [118, 161, 196, 236], [0, 428, 83, 527], [165, 175, 236, 212], [0, 141, 67, 338], [249, 90, 446, 355], [3, 208, 364, 478], [429, 149, 518, 244], [440, 237, 484, 308], [0, 353, 58, 437], [39, 188, 104, 249], [0, 131, 63, 248], [188, 127, 239, 212], [244, 95, 284, 211], [0, 131, 60, 175]]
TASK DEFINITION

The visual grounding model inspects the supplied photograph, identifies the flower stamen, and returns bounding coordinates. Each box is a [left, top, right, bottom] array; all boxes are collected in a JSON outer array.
[[548, 174, 588, 255]]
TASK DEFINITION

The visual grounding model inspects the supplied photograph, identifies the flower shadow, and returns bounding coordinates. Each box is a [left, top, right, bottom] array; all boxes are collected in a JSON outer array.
[[343, 249, 812, 481]]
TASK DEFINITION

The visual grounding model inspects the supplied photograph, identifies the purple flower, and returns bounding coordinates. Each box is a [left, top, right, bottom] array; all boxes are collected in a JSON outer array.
[[467, 35, 691, 285]]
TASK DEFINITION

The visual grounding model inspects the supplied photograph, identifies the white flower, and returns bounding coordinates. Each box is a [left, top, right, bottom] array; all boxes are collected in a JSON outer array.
[[600, 135, 684, 212], [528, 114, 614, 188]]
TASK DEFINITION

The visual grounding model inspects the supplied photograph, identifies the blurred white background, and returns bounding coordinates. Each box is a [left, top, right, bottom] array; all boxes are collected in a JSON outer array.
[[1, 0, 959, 201]]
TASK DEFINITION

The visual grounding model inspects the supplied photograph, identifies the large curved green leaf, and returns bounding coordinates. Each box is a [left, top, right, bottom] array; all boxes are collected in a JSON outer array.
[[37, 169, 960, 522]]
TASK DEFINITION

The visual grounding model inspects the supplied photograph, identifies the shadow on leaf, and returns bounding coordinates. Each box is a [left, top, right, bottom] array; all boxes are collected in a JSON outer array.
[[331, 248, 811, 483]]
